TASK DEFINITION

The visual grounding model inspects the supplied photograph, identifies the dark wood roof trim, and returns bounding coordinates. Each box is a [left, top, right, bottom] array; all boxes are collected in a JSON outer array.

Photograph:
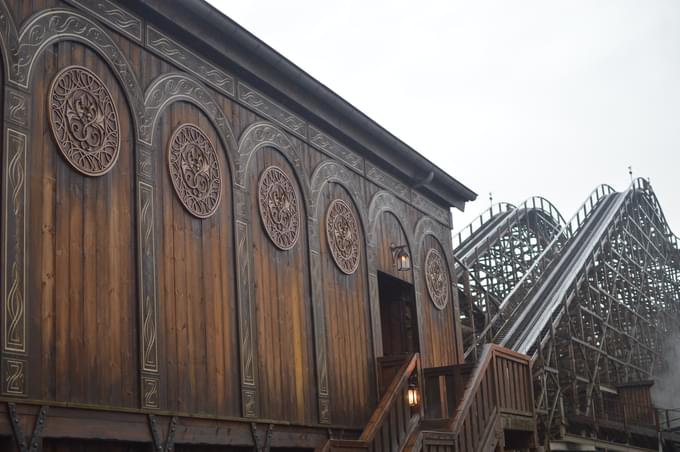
[[116, 0, 477, 215]]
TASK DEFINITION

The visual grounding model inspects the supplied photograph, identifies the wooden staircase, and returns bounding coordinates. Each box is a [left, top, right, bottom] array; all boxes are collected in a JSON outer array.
[[319, 353, 422, 452], [317, 345, 535, 452]]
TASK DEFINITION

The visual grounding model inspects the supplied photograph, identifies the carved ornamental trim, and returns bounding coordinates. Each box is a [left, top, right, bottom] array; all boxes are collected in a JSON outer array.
[[326, 200, 360, 274], [258, 166, 300, 250], [425, 248, 449, 310], [48, 65, 121, 176], [168, 124, 222, 218]]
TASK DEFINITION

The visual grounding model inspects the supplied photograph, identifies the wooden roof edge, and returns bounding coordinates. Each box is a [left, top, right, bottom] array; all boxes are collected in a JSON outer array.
[[121, 0, 478, 211]]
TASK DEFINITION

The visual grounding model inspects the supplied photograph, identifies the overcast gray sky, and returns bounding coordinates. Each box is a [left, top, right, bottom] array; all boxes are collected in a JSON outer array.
[[208, 0, 680, 234]]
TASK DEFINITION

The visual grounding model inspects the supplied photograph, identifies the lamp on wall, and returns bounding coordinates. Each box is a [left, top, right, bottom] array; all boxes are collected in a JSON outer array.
[[407, 376, 419, 407], [390, 244, 411, 272]]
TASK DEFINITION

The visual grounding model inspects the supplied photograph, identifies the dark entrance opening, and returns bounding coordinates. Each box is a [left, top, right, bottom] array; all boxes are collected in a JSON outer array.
[[377, 271, 420, 357]]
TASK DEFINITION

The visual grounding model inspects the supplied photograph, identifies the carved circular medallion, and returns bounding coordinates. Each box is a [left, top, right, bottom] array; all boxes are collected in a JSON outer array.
[[48, 65, 121, 176], [168, 124, 222, 219], [258, 166, 300, 250], [425, 248, 449, 310], [326, 199, 360, 274]]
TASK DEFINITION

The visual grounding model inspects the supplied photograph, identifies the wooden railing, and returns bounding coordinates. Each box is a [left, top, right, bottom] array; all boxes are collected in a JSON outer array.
[[326, 353, 422, 452], [416, 344, 533, 452], [493, 347, 534, 417], [423, 363, 474, 419]]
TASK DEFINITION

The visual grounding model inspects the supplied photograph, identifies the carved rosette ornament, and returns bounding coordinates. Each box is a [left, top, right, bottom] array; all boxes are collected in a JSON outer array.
[[326, 200, 360, 274], [425, 248, 449, 310], [168, 124, 222, 218], [258, 166, 300, 250], [48, 66, 121, 176]]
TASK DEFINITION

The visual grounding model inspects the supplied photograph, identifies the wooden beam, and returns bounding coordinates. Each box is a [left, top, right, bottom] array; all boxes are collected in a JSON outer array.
[[0, 402, 331, 448]]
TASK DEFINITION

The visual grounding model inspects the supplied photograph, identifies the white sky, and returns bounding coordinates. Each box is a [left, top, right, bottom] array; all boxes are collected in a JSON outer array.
[[207, 0, 680, 233]]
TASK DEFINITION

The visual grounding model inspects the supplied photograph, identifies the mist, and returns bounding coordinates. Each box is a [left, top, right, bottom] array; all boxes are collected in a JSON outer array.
[[652, 333, 680, 410]]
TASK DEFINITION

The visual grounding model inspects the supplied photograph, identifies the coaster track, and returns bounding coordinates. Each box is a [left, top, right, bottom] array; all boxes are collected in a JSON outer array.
[[454, 178, 680, 445]]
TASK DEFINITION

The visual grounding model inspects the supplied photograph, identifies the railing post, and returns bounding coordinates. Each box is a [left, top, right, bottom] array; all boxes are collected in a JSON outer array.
[[492, 347, 500, 408], [416, 354, 425, 420]]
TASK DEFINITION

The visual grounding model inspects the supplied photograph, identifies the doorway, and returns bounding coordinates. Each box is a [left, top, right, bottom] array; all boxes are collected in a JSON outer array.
[[377, 271, 420, 357]]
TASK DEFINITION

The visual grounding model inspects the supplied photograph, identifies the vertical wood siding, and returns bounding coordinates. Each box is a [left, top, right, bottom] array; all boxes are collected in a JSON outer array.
[[154, 101, 239, 415], [419, 235, 458, 368], [28, 42, 138, 406], [0, 0, 465, 438], [320, 181, 375, 427], [250, 148, 316, 424]]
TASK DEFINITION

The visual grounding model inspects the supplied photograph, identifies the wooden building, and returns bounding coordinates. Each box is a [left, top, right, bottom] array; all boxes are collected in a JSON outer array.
[[0, 0, 537, 450]]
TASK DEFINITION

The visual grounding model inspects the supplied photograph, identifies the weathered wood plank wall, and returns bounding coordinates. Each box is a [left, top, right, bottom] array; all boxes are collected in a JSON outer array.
[[0, 0, 467, 446]]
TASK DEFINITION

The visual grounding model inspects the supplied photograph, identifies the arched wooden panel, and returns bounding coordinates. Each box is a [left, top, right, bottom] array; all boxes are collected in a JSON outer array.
[[249, 147, 316, 424], [154, 100, 238, 416], [375, 211, 413, 284], [319, 182, 375, 427], [418, 235, 459, 368], [27, 42, 137, 406]]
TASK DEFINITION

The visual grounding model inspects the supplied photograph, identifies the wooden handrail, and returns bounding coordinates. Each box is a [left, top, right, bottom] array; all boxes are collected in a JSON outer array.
[[416, 344, 534, 452], [324, 346, 533, 452], [360, 353, 419, 442], [327, 353, 422, 452], [449, 345, 495, 432]]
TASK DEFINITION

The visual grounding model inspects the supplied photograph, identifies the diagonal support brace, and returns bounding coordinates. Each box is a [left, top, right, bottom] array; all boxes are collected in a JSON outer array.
[[7, 403, 49, 452], [148, 414, 178, 452], [250, 422, 274, 452]]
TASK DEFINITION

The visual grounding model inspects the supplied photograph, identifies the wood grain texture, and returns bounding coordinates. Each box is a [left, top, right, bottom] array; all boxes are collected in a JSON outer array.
[[418, 235, 458, 368], [154, 100, 238, 416], [320, 182, 375, 427], [249, 147, 316, 424], [0, 0, 474, 444], [28, 41, 138, 406]]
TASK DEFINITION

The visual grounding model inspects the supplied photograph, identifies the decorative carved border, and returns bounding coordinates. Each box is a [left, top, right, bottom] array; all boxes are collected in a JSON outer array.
[[4, 88, 28, 128], [310, 160, 367, 224], [3, 128, 27, 354], [412, 191, 451, 227], [64, 0, 143, 44], [237, 82, 306, 140], [146, 25, 235, 98], [367, 191, 415, 248], [2, 357, 25, 396], [414, 217, 450, 266], [142, 375, 160, 409], [309, 126, 362, 172], [148, 13, 451, 230], [0, 1, 19, 79], [11, 8, 145, 130], [138, 182, 159, 374], [236, 219, 258, 417], [138, 179, 160, 410], [309, 248, 330, 424], [141, 73, 237, 152], [236, 122, 306, 194], [366, 163, 409, 200]]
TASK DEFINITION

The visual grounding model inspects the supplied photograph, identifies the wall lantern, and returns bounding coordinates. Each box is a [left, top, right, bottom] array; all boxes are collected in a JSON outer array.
[[391, 244, 411, 272], [407, 380, 419, 407]]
